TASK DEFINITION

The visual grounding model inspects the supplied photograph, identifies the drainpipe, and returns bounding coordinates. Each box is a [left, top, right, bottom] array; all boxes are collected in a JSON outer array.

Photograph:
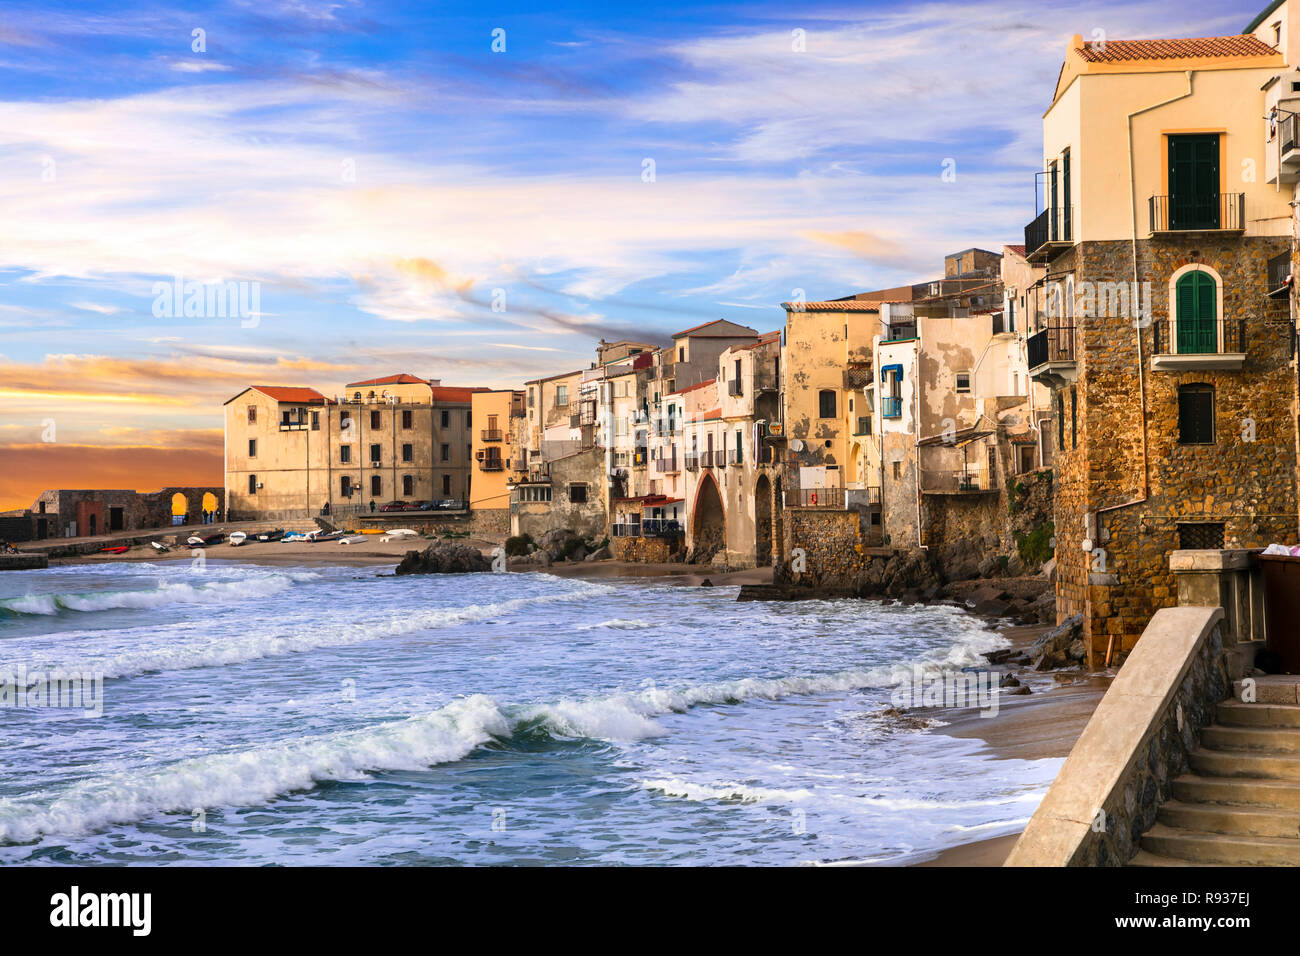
[[1092, 70, 1195, 539]]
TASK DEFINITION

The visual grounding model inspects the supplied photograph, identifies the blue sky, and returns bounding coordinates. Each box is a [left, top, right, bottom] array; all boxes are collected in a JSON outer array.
[[0, 0, 1272, 503]]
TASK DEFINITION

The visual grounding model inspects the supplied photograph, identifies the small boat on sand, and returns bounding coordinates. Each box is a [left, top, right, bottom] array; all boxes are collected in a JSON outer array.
[[187, 533, 225, 547], [229, 531, 248, 546], [99, 546, 129, 554], [255, 529, 285, 542], [282, 532, 311, 542], [150, 542, 170, 553], [311, 530, 345, 543]]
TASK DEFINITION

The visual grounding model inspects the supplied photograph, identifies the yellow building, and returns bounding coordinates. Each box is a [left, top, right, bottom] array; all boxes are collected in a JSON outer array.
[[470, 389, 526, 528]]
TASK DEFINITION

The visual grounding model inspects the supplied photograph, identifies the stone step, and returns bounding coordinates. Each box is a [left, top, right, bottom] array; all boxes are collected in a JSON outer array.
[[1217, 701, 1300, 728], [1128, 848, 1219, 867], [1157, 800, 1300, 839], [1173, 773, 1300, 810], [1140, 823, 1300, 865], [1189, 748, 1300, 781], [1201, 724, 1300, 754], [1232, 679, 1300, 705]]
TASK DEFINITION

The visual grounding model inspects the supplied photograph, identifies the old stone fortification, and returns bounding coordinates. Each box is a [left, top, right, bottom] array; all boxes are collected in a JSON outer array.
[[780, 507, 868, 587], [1054, 237, 1296, 664], [612, 535, 679, 563], [1007, 607, 1227, 866]]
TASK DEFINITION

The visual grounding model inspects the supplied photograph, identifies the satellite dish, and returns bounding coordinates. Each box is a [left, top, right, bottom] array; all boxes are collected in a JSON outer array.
[[790, 438, 805, 452]]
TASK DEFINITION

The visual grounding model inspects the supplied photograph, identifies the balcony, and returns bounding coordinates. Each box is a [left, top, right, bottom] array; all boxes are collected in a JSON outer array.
[[1149, 193, 1244, 234], [714, 450, 728, 468], [1151, 316, 1247, 371], [785, 487, 846, 509], [480, 429, 503, 442], [1024, 205, 1073, 262], [853, 416, 871, 436], [479, 456, 504, 471], [729, 448, 744, 465], [921, 468, 994, 494], [756, 445, 772, 465], [1027, 325, 1077, 387], [843, 365, 873, 389], [685, 454, 699, 472], [881, 396, 903, 419], [727, 378, 743, 397], [654, 456, 679, 474], [612, 518, 683, 538]]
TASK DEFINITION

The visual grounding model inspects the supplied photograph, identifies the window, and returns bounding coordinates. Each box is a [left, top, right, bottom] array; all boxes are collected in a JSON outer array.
[[569, 483, 588, 503], [440, 410, 450, 428], [402, 443, 413, 462], [892, 461, 901, 480], [370, 410, 382, 429], [555, 385, 568, 406], [442, 475, 451, 495], [341, 475, 351, 496], [956, 372, 971, 394], [339, 410, 351, 432], [1070, 386, 1077, 449], [1056, 393, 1065, 451], [370, 443, 381, 463], [340, 445, 351, 463], [402, 409, 413, 429], [678, 347, 685, 362], [528, 389, 535, 408], [311, 411, 320, 431], [403, 475, 414, 496], [248, 475, 257, 494], [818, 389, 837, 418], [1179, 522, 1225, 550], [248, 438, 257, 457], [466, 411, 472, 427], [371, 475, 382, 496], [1178, 385, 1215, 444], [1175, 269, 1218, 354], [440, 443, 450, 461], [247, 405, 257, 424]]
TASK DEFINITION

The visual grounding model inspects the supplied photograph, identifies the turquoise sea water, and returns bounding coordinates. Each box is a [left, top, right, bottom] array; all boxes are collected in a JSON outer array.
[[0, 561, 1062, 865]]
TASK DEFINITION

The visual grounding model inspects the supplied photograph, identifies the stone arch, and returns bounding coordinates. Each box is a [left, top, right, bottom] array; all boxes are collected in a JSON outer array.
[[754, 473, 772, 566], [171, 492, 188, 518], [201, 491, 218, 513], [691, 471, 725, 563]]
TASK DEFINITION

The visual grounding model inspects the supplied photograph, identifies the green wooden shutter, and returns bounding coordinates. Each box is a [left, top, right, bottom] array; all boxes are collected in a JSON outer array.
[[1176, 271, 1217, 354]]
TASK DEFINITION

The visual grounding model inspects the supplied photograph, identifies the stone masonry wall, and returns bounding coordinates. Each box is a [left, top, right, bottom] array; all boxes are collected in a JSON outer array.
[[782, 507, 869, 587], [612, 535, 679, 563]]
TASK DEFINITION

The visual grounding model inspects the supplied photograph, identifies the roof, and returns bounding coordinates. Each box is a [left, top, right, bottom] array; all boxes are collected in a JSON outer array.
[[429, 386, 489, 403], [224, 385, 328, 405], [732, 330, 782, 351], [525, 368, 585, 386], [346, 373, 428, 387], [1003, 244, 1027, 257], [668, 378, 717, 396], [671, 319, 758, 338], [1246, 0, 1285, 33], [1075, 34, 1278, 62], [781, 301, 880, 312]]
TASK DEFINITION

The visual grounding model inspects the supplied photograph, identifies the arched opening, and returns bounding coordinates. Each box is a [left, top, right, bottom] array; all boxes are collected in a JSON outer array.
[[754, 474, 772, 566], [88, 513, 97, 536], [691, 472, 725, 564], [847, 442, 862, 485], [171, 493, 188, 526], [1174, 269, 1218, 354], [202, 491, 218, 514]]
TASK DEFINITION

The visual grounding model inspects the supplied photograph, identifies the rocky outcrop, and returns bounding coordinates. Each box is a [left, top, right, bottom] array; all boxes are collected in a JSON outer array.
[[1028, 614, 1086, 670], [849, 548, 942, 599], [395, 541, 491, 575]]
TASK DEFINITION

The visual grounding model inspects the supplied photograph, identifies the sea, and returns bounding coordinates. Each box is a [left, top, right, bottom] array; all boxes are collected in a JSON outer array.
[[0, 561, 1064, 865]]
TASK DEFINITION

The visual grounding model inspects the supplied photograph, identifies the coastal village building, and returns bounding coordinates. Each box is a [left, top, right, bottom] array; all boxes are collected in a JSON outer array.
[[469, 389, 526, 531], [1026, 30, 1297, 663], [0, 486, 226, 541], [223, 376, 483, 521]]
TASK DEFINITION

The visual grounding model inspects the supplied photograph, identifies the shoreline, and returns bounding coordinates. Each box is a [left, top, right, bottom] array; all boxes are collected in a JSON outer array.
[[35, 538, 1101, 867]]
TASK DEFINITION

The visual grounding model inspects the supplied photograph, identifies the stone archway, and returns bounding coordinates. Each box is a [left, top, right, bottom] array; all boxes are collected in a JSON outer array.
[[691, 472, 725, 564], [754, 474, 772, 566]]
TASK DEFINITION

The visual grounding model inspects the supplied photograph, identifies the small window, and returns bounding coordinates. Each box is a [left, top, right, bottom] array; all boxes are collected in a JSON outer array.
[[311, 411, 320, 431], [818, 389, 837, 418], [370, 443, 381, 463], [371, 475, 382, 496], [247, 405, 257, 424], [402, 410, 413, 429], [555, 385, 568, 406], [440, 410, 450, 428], [248, 475, 257, 495], [1070, 386, 1077, 449], [340, 475, 351, 496], [1178, 385, 1215, 444], [440, 443, 450, 461], [569, 483, 588, 503], [466, 410, 472, 427], [892, 461, 901, 480], [248, 438, 257, 457], [370, 410, 381, 429], [1056, 392, 1065, 451], [403, 475, 414, 496], [1179, 522, 1225, 550], [340, 410, 351, 432], [442, 475, 452, 495], [678, 347, 685, 362], [340, 445, 352, 463], [402, 443, 414, 462], [956, 372, 971, 394]]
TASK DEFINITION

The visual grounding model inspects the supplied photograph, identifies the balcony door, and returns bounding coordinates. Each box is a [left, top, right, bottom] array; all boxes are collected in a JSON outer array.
[[1175, 270, 1217, 354], [1168, 134, 1219, 230]]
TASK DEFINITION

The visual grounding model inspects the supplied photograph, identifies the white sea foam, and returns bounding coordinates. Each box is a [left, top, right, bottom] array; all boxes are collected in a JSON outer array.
[[0, 695, 511, 844], [639, 778, 813, 804], [0, 572, 317, 616], [576, 619, 653, 631]]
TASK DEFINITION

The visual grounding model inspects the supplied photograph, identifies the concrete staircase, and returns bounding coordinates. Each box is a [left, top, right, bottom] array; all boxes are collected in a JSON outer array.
[[1132, 691, 1300, 866]]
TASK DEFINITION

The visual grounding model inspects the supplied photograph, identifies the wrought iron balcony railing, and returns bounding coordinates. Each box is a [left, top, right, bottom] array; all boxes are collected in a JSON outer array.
[[1149, 193, 1244, 233]]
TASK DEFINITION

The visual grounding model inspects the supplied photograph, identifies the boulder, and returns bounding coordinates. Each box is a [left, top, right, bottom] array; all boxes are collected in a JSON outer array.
[[1030, 614, 1083, 670], [973, 598, 1011, 618], [395, 541, 492, 575], [584, 545, 611, 562]]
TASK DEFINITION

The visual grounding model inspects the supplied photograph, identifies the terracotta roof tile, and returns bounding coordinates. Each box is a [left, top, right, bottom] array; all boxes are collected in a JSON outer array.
[[1076, 34, 1277, 62], [249, 386, 328, 404], [782, 301, 880, 312], [430, 386, 490, 403], [668, 378, 717, 396], [346, 373, 428, 387]]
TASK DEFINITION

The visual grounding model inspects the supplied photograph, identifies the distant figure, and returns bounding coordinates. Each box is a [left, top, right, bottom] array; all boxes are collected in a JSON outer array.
[[369, 499, 376, 513], [322, 501, 330, 516]]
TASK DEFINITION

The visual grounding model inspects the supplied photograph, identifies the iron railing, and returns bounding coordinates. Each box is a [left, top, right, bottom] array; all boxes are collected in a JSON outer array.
[[684, 454, 699, 471], [480, 429, 503, 442], [1153, 316, 1247, 355], [1025, 205, 1073, 259], [1149, 193, 1244, 232], [881, 396, 903, 419], [785, 487, 846, 509], [727, 379, 743, 397], [1027, 326, 1077, 369]]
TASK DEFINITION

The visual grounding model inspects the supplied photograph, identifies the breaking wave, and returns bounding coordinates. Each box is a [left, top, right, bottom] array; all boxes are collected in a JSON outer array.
[[0, 572, 317, 616]]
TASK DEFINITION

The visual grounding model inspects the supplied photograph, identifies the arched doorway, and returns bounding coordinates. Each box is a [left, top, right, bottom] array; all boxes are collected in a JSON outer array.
[[848, 442, 862, 486], [691, 473, 725, 563], [171, 493, 188, 526], [754, 474, 772, 566], [202, 492, 218, 514], [88, 513, 97, 536]]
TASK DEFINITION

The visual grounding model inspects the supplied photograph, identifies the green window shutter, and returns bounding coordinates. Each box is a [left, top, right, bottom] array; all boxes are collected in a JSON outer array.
[[1176, 271, 1217, 354]]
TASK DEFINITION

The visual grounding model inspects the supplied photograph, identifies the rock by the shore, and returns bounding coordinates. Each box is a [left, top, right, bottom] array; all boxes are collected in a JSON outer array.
[[584, 545, 611, 562], [849, 548, 942, 599], [1030, 614, 1084, 670], [395, 541, 491, 575]]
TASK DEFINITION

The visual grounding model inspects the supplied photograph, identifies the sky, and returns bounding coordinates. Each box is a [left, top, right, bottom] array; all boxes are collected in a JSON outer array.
[[0, 0, 1269, 508]]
